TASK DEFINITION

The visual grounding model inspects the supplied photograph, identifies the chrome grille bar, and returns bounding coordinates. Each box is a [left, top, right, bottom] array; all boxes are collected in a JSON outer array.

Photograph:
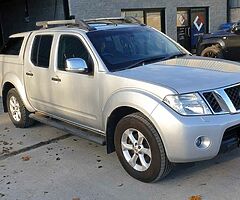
[[214, 89, 236, 113], [201, 83, 240, 115]]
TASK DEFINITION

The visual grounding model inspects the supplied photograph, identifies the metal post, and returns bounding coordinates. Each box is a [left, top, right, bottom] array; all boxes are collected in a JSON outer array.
[[227, 0, 231, 22], [63, 0, 70, 20]]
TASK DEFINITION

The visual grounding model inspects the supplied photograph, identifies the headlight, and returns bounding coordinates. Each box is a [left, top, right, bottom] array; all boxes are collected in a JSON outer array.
[[163, 93, 212, 116]]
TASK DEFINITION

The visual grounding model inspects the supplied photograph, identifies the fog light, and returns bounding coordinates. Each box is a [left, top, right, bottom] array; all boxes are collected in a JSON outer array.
[[195, 136, 211, 149]]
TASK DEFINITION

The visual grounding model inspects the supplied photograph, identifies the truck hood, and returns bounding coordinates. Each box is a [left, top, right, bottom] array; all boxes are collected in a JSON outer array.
[[202, 30, 231, 38], [112, 56, 240, 94]]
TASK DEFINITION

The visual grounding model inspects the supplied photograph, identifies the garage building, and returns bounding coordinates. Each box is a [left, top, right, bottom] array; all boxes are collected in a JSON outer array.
[[0, 0, 237, 52]]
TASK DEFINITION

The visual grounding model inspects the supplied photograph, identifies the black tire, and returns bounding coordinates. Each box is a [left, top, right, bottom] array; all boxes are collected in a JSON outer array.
[[7, 88, 34, 128], [201, 45, 223, 58], [114, 112, 172, 182]]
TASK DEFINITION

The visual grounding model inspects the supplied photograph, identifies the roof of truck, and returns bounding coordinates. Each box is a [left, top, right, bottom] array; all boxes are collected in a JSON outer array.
[[10, 24, 144, 38], [10, 31, 32, 38], [10, 17, 145, 37]]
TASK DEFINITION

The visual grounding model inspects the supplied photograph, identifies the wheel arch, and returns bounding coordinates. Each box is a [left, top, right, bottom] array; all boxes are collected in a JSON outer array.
[[2, 73, 34, 113], [197, 38, 225, 55], [2, 82, 15, 112], [103, 90, 162, 154]]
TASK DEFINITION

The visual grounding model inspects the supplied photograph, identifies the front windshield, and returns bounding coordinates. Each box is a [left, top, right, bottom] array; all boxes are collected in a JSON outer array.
[[87, 26, 185, 72]]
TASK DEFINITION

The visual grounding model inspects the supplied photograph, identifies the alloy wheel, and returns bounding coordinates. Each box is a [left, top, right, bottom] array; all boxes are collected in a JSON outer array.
[[9, 96, 21, 122], [121, 128, 152, 172]]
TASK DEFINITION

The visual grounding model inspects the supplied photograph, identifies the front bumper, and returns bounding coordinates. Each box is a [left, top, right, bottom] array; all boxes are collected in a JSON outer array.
[[151, 104, 240, 163]]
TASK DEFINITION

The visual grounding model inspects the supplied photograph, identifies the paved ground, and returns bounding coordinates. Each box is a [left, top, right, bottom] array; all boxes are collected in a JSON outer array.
[[0, 98, 240, 200]]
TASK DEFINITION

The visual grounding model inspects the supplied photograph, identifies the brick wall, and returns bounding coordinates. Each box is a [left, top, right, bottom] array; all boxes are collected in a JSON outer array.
[[69, 0, 227, 40], [0, 0, 227, 42]]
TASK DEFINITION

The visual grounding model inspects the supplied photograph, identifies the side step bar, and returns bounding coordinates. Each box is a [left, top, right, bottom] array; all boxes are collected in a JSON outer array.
[[29, 113, 106, 145]]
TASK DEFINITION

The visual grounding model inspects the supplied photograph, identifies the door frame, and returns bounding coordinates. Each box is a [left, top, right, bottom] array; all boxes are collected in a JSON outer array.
[[177, 7, 209, 52], [177, 9, 191, 51]]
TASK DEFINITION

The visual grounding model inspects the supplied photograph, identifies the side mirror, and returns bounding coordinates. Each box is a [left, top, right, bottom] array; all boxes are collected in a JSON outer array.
[[65, 58, 88, 73]]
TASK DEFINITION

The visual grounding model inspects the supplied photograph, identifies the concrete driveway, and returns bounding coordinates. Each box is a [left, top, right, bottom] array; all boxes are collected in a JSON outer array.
[[0, 98, 240, 200]]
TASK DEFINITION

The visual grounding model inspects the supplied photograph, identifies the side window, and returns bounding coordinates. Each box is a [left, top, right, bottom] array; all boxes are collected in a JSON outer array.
[[31, 36, 40, 66], [58, 35, 93, 73], [31, 35, 53, 68], [0, 37, 24, 55]]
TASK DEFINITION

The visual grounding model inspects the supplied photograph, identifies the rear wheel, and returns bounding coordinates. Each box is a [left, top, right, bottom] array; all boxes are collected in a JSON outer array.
[[201, 45, 223, 58], [114, 112, 172, 182], [7, 88, 34, 128]]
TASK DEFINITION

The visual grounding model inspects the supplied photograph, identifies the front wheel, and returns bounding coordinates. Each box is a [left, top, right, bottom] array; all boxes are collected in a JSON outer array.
[[201, 45, 223, 58], [7, 88, 34, 128], [114, 112, 172, 182]]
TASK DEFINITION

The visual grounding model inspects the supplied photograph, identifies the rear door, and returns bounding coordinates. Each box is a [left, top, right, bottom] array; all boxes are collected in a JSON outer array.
[[24, 33, 54, 112]]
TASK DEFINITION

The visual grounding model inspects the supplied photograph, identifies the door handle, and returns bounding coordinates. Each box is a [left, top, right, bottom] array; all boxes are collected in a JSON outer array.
[[26, 72, 34, 77], [51, 77, 61, 82]]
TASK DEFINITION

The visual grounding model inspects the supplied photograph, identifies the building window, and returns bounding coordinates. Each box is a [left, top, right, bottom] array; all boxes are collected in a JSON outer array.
[[121, 9, 165, 32], [146, 12, 162, 31], [228, 0, 240, 22], [122, 10, 144, 23], [230, 8, 240, 22]]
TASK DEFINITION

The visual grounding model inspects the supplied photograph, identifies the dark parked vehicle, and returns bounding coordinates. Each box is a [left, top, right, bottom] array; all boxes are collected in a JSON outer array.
[[196, 23, 240, 61], [218, 22, 235, 31]]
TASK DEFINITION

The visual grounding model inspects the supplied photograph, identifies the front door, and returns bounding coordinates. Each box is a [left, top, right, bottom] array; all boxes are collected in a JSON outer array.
[[49, 33, 100, 129], [177, 10, 191, 51]]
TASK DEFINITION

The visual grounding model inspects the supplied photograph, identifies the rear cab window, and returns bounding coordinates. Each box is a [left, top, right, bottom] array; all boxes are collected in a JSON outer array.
[[31, 35, 53, 68], [0, 37, 24, 56]]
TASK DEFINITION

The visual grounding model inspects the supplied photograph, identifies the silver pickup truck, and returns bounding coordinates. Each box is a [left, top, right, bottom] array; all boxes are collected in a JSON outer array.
[[1, 18, 240, 182]]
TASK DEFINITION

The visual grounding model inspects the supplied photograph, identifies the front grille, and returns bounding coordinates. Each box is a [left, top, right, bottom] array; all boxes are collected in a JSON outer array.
[[203, 92, 222, 113], [225, 85, 240, 110]]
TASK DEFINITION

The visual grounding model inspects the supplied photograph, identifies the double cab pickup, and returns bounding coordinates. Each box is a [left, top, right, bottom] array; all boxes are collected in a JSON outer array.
[[1, 18, 240, 182]]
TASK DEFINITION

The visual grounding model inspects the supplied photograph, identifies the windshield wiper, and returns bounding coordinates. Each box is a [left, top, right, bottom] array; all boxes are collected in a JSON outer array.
[[112, 53, 188, 72], [161, 53, 188, 61], [120, 56, 166, 71]]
